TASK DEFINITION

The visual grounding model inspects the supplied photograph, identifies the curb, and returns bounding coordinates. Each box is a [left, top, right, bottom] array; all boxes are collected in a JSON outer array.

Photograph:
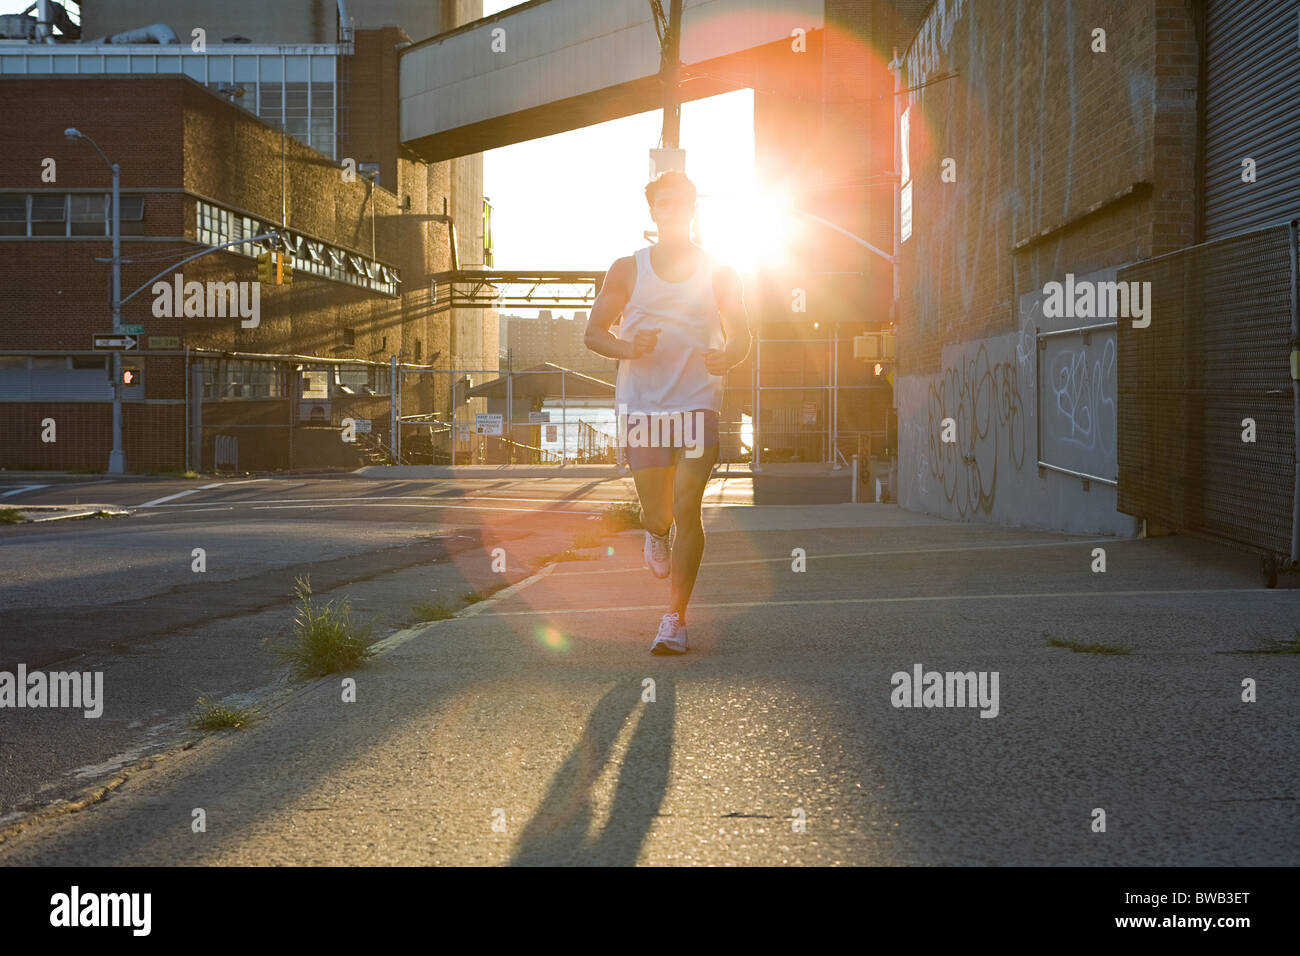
[[25, 508, 132, 523], [0, 559, 562, 850]]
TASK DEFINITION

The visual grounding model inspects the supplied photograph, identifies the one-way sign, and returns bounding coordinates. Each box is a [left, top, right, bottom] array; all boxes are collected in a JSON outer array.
[[93, 334, 138, 350]]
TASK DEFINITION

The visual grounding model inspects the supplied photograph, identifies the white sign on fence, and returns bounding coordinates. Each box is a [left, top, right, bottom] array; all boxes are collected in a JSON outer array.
[[528, 411, 550, 424], [475, 413, 503, 436], [545, 425, 558, 442], [353, 419, 372, 433]]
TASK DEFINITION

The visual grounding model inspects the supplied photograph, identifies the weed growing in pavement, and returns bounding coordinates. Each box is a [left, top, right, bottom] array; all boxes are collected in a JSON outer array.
[[1044, 635, 1132, 655], [1217, 629, 1300, 655], [463, 590, 486, 604], [274, 575, 374, 679], [601, 502, 643, 532], [412, 600, 455, 622], [538, 549, 601, 565], [189, 694, 262, 730], [0, 508, 23, 524]]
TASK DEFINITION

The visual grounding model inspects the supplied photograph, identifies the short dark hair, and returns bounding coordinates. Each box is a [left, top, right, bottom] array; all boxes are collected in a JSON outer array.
[[645, 170, 697, 207]]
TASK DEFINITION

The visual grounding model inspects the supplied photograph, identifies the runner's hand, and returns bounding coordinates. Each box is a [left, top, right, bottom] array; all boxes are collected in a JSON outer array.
[[702, 348, 729, 375], [628, 328, 661, 359]]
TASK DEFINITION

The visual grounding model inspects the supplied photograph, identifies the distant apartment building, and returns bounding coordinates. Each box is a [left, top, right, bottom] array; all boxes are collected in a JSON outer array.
[[500, 310, 613, 375], [0, 0, 495, 471]]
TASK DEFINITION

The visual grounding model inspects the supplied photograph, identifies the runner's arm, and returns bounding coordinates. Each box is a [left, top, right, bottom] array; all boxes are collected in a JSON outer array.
[[711, 265, 752, 370], [584, 257, 636, 360]]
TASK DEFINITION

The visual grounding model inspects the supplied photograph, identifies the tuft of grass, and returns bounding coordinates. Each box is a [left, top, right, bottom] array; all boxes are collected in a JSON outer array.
[[157, 469, 200, 479], [601, 502, 643, 533], [0, 508, 23, 525], [274, 575, 375, 680], [189, 695, 262, 731], [1045, 636, 1132, 655], [412, 600, 455, 622], [1218, 629, 1300, 655], [463, 590, 486, 604], [538, 549, 601, 565]]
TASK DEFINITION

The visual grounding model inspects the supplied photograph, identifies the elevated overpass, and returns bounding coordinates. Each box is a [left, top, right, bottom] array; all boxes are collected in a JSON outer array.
[[400, 0, 826, 162]]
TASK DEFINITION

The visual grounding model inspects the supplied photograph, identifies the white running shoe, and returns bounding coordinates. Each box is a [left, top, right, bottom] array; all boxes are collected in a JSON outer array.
[[643, 527, 672, 578], [650, 611, 688, 655]]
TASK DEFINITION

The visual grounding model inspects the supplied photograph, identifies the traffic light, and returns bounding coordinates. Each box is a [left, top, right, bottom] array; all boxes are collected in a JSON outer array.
[[280, 253, 294, 285], [257, 251, 273, 284], [121, 365, 140, 387]]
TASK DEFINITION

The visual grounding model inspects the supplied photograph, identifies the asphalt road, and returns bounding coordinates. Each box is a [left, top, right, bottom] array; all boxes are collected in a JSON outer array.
[[1, 472, 1297, 865], [0, 472, 657, 816]]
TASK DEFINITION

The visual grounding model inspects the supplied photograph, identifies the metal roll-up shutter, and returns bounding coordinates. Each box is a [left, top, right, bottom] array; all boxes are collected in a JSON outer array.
[[1203, 0, 1300, 239]]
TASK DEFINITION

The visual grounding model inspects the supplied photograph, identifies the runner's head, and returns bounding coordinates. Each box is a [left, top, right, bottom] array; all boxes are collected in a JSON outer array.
[[645, 171, 697, 242]]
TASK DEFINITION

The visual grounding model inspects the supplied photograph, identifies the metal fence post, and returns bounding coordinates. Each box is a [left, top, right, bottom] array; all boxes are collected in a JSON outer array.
[[390, 354, 398, 462], [754, 336, 762, 473], [506, 370, 513, 463]]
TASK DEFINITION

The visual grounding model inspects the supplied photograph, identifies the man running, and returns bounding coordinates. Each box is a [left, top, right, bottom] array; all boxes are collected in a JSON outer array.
[[584, 170, 752, 654]]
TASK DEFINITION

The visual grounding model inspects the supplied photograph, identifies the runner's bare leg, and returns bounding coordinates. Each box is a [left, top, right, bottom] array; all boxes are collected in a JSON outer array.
[[632, 464, 675, 537], [669, 444, 718, 622]]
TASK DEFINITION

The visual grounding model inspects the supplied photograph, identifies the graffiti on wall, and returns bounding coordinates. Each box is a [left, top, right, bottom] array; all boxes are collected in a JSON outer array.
[[925, 343, 1026, 517], [1042, 335, 1117, 478]]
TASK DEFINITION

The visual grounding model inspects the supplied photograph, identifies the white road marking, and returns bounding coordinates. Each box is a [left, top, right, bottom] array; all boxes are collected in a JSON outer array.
[[243, 503, 602, 515], [0, 484, 48, 498], [469, 587, 1284, 618], [555, 538, 1122, 574], [137, 489, 202, 507], [147, 494, 635, 507]]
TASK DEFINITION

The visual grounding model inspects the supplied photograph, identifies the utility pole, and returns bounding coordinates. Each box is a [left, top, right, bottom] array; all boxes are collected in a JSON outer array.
[[661, 0, 683, 149], [65, 128, 124, 473]]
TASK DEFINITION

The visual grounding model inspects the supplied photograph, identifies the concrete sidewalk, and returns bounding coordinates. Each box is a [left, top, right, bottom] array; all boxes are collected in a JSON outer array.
[[2, 505, 1297, 866]]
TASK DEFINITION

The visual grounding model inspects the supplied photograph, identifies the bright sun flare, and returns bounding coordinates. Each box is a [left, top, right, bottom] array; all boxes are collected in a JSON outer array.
[[695, 189, 795, 275]]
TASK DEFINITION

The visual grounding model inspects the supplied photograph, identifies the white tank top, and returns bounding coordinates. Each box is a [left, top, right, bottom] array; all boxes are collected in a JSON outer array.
[[615, 244, 725, 415]]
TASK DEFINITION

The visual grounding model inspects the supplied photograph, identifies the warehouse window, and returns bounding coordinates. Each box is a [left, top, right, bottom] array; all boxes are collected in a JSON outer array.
[[0, 193, 147, 238], [69, 194, 107, 236], [190, 201, 398, 295], [30, 194, 66, 236], [200, 358, 286, 399], [0, 355, 113, 400], [0, 195, 25, 236]]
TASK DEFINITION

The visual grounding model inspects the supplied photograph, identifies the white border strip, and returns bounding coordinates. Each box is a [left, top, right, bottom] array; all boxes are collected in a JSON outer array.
[[471, 587, 1282, 618]]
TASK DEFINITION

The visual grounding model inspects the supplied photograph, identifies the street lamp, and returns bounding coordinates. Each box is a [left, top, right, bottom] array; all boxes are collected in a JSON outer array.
[[65, 127, 124, 474]]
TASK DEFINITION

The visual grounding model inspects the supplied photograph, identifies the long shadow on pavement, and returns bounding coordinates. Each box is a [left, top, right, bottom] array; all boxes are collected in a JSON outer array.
[[511, 679, 674, 866]]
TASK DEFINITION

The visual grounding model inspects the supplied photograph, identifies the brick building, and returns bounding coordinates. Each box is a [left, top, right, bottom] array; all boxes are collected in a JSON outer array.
[[891, 0, 1299, 542], [0, 1, 494, 472]]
